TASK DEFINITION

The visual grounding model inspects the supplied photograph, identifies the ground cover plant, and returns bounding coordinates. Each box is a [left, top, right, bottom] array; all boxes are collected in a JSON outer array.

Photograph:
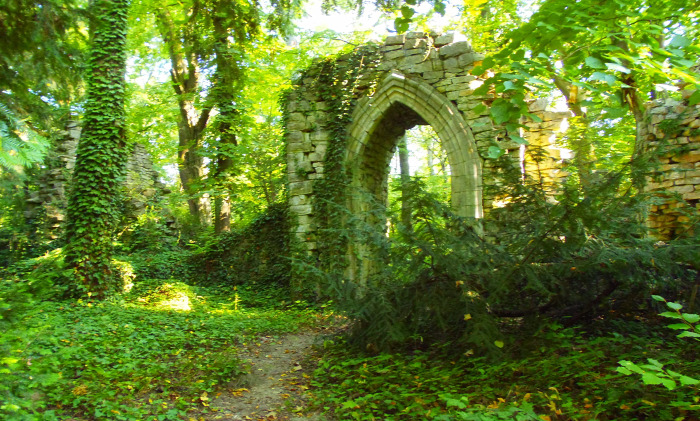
[[309, 318, 699, 420], [0, 273, 323, 420]]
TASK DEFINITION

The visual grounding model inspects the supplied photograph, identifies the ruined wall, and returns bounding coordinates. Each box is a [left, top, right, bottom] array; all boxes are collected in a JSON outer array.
[[285, 32, 567, 254], [643, 93, 700, 240], [25, 121, 165, 238]]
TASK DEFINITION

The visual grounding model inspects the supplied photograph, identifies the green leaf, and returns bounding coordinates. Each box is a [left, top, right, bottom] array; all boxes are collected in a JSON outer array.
[[618, 360, 644, 374], [605, 62, 631, 74], [688, 90, 700, 106], [472, 104, 487, 115], [433, 1, 446, 16], [490, 100, 513, 124], [679, 375, 699, 386], [494, 340, 504, 348], [487, 146, 504, 159], [394, 18, 409, 34], [667, 302, 683, 311], [342, 400, 358, 409], [651, 295, 666, 302], [659, 311, 682, 319], [585, 56, 605, 69], [669, 35, 691, 48], [509, 134, 528, 145], [590, 72, 617, 86], [445, 398, 467, 409], [677, 331, 700, 339], [641, 372, 663, 385], [667, 323, 691, 330], [660, 377, 677, 390], [616, 366, 632, 375], [400, 6, 414, 19]]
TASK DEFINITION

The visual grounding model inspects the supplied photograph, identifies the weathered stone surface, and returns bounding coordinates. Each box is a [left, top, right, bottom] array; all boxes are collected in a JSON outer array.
[[385, 34, 405, 45], [439, 41, 473, 58], [434, 33, 454, 47]]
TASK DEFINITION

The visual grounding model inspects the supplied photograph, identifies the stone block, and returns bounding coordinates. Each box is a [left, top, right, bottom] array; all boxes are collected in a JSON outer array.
[[423, 70, 444, 80], [434, 33, 454, 47], [289, 195, 308, 206], [443, 57, 459, 71], [288, 141, 314, 153], [289, 181, 313, 196], [310, 130, 330, 142], [668, 184, 694, 194], [404, 38, 428, 50], [385, 34, 405, 45], [411, 61, 434, 73], [439, 41, 473, 58], [406, 31, 425, 39], [674, 150, 700, 163], [384, 49, 405, 60], [381, 45, 402, 52]]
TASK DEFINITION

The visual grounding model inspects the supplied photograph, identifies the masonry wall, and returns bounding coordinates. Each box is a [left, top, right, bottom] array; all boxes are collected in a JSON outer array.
[[285, 32, 568, 253], [643, 93, 700, 240], [25, 121, 165, 238]]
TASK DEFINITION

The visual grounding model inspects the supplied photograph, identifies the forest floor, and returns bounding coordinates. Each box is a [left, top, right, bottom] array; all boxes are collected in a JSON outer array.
[[203, 329, 330, 421]]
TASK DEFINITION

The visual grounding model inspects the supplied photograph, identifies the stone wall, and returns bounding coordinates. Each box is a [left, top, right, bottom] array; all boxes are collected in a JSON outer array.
[[25, 121, 165, 238], [285, 32, 567, 255], [643, 93, 700, 240]]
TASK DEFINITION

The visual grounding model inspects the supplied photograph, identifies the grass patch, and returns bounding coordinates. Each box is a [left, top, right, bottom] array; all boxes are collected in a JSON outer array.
[[0, 278, 322, 420]]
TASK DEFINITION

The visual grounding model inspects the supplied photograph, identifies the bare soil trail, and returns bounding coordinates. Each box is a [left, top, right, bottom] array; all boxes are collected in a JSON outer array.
[[204, 329, 330, 421]]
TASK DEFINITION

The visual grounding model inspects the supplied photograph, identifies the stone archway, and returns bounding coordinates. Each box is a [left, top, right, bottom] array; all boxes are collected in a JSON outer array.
[[283, 32, 568, 285], [346, 71, 482, 220]]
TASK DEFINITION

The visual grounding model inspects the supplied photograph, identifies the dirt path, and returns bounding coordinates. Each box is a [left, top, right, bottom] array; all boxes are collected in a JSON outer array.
[[204, 330, 328, 421]]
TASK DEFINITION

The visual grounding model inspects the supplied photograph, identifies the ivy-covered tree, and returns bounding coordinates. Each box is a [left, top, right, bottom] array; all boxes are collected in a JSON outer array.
[[63, 0, 130, 299]]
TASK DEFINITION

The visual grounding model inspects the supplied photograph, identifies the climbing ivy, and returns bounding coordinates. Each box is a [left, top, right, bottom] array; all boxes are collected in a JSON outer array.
[[290, 45, 383, 280], [63, 0, 130, 299]]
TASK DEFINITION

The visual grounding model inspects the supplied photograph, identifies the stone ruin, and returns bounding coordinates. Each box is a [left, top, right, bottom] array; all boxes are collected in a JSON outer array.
[[25, 121, 167, 239], [284, 32, 700, 280], [284, 32, 567, 259], [643, 94, 700, 240]]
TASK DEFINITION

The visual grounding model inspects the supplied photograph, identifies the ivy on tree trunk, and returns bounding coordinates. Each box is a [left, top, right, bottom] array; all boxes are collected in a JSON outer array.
[[63, 0, 129, 299]]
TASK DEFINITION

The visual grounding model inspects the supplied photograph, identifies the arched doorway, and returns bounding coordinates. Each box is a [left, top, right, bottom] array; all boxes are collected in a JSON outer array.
[[344, 72, 483, 281]]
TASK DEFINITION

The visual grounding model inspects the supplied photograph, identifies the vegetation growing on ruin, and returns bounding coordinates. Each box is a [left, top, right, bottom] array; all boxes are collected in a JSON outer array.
[[1, 0, 699, 419]]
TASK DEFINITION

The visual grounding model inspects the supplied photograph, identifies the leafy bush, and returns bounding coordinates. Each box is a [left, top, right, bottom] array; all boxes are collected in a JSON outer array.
[[191, 203, 291, 287], [311, 169, 698, 354]]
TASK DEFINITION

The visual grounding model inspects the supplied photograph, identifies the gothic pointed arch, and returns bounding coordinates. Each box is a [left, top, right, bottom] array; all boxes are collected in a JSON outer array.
[[346, 71, 483, 219]]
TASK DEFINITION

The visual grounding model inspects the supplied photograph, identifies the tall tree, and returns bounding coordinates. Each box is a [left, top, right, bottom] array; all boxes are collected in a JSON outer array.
[[63, 0, 129, 299], [0, 0, 87, 168], [471, 0, 700, 188]]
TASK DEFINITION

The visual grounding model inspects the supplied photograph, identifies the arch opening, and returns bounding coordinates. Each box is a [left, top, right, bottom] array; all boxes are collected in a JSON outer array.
[[344, 73, 483, 282]]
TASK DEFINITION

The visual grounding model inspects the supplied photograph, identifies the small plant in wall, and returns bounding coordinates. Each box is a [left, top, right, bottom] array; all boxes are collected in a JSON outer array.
[[616, 295, 699, 398]]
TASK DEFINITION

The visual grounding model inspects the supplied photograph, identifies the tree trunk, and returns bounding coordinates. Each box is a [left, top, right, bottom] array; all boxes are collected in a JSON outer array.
[[211, 10, 243, 234], [63, 0, 129, 299], [156, 9, 211, 225], [398, 136, 412, 231]]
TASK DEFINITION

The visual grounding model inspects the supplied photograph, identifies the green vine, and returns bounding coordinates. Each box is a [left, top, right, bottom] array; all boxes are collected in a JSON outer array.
[[301, 46, 382, 276], [63, 0, 130, 299]]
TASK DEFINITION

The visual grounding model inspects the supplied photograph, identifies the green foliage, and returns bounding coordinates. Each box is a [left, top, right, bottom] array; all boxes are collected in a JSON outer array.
[[0, 103, 49, 169], [62, 0, 130, 299], [616, 295, 699, 409], [310, 319, 700, 420], [191, 203, 291, 288], [0, 276, 319, 420], [309, 158, 699, 354]]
